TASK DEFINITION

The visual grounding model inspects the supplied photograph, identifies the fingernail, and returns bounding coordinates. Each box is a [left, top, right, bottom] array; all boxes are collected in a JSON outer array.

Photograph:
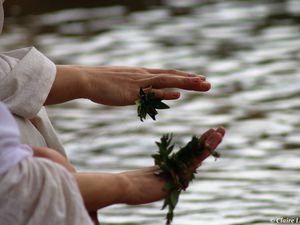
[[173, 92, 180, 98], [202, 82, 211, 90]]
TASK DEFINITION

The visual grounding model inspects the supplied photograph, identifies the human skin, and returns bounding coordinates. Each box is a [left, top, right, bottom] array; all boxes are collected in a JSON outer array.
[[45, 65, 211, 106], [32, 127, 225, 211], [40, 65, 222, 224]]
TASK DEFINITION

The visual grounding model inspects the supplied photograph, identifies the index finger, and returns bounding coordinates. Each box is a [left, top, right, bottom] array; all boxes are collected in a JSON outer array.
[[145, 68, 206, 80], [142, 75, 211, 92], [192, 131, 224, 168]]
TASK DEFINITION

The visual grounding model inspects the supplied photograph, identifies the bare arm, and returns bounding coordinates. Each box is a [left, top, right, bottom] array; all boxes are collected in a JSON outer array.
[[31, 128, 225, 211], [75, 128, 225, 211], [45, 65, 211, 106]]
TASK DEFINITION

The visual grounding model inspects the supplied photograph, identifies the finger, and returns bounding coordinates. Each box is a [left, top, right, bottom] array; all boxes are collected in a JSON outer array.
[[145, 68, 206, 80], [216, 127, 226, 137], [199, 128, 215, 142], [200, 127, 225, 142], [193, 131, 223, 165], [96, 66, 150, 74], [151, 89, 181, 100], [143, 76, 211, 91], [205, 132, 223, 151]]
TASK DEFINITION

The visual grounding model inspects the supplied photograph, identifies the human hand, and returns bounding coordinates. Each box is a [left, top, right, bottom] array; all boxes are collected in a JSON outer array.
[[122, 127, 225, 205], [191, 127, 225, 170], [32, 146, 76, 172], [80, 66, 210, 106]]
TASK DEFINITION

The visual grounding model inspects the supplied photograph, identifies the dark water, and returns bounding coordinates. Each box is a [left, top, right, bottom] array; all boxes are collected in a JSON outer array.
[[1, 0, 300, 224]]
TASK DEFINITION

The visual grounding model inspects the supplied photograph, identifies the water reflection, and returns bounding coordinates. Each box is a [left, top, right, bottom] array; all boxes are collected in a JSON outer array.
[[1, 0, 300, 224]]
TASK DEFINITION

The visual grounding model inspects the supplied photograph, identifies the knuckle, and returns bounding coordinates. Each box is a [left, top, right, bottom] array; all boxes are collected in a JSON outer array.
[[184, 77, 192, 85], [140, 67, 148, 72], [132, 78, 141, 84], [153, 90, 163, 98], [138, 78, 150, 85], [156, 76, 168, 83], [136, 68, 147, 74], [124, 72, 135, 77], [167, 69, 177, 73]]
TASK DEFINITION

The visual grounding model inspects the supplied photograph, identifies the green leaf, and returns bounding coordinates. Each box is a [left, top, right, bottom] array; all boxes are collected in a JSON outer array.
[[136, 88, 170, 121], [154, 101, 170, 109], [170, 190, 180, 208], [164, 182, 176, 192], [166, 211, 174, 225], [153, 133, 222, 225], [161, 198, 169, 210]]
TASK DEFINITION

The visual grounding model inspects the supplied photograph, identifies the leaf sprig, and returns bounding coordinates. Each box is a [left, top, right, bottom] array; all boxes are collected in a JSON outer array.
[[136, 88, 169, 121], [152, 134, 220, 225]]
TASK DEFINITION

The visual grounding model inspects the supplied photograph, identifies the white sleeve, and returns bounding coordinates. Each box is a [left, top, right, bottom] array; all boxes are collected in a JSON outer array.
[[0, 102, 33, 174], [0, 157, 94, 225], [0, 47, 56, 119]]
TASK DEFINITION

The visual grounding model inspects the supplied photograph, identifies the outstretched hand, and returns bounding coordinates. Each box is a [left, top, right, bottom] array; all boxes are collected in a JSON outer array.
[[48, 65, 211, 106], [84, 66, 211, 106], [122, 127, 225, 205]]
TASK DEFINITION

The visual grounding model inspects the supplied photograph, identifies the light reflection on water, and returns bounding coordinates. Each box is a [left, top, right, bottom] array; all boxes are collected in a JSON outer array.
[[1, 0, 300, 224]]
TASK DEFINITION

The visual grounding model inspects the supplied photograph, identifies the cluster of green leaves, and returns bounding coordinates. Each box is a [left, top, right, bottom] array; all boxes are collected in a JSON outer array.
[[152, 134, 220, 225], [136, 86, 221, 224], [136, 88, 169, 121]]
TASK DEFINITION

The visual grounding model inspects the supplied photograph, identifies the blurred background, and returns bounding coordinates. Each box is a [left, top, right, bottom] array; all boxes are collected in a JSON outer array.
[[1, 0, 300, 224]]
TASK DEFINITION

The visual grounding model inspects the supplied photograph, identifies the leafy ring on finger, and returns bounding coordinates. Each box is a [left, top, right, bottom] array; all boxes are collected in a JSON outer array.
[[136, 87, 170, 121]]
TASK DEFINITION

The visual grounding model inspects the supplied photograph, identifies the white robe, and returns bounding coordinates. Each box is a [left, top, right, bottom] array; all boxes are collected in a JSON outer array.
[[0, 102, 33, 173], [0, 102, 93, 225], [0, 0, 65, 156], [0, 157, 93, 225], [0, 1, 94, 224]]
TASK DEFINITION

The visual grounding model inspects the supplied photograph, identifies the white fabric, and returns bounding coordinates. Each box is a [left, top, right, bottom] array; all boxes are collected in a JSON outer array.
[[0, 0, 66, 156], [15, 108, 66, 155], [0, 156, 94, 225], [0, 102, 93, 224], [0, 47, 56, 118], [0, 103, 90, 222], [0, 4, 93, 225], [0, 102, 32, 173]]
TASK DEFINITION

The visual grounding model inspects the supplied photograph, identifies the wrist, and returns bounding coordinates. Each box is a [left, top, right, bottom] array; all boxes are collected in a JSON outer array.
[[70, 65, 91, 100], [118, 167, 167, 205], [117, 172, 133, 204], [54, 65, 89, 101]]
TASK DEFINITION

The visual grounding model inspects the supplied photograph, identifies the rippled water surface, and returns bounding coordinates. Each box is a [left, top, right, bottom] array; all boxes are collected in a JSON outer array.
[[1, 0, 300, 224]]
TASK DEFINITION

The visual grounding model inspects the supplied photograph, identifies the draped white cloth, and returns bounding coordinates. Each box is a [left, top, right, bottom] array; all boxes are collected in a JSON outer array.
[[0, 2, 94, 224], [0, 102, 32, 173], [0, 157, 93, 225], [0, 102, 93, 225], [0, 0, 65, 156]]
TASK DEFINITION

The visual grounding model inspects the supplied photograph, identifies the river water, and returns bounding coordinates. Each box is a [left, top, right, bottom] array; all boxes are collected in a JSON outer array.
[[1, 0, 300, 224]]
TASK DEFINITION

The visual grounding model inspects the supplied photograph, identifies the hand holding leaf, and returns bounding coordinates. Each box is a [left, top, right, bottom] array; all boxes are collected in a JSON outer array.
[[153, 128, 225, 225]]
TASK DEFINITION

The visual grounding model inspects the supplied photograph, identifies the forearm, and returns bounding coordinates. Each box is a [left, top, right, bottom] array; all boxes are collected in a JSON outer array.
[[45, 65, 88, 105], [74, 167, 167, 211], [120, 167, 166, 205], [74, 172, 129, 211], [44, 65, 210, 106]]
